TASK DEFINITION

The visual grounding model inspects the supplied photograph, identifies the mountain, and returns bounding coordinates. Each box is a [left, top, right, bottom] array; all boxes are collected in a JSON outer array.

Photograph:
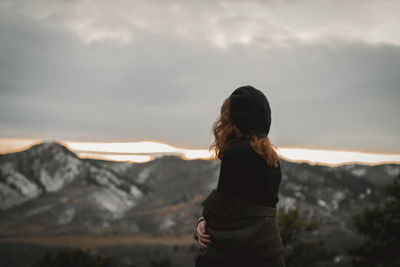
[[0, 141, 219, 236], [0, 141, 399, 253]]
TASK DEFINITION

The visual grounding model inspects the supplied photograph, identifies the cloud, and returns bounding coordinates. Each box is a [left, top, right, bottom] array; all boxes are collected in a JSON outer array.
[[2, 0, 400, 46], [0, 0, 399, 153]]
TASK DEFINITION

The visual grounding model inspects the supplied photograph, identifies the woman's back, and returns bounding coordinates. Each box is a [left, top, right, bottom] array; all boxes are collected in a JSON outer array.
[[216, 139, 282, 207], [194, 86, 285, 266]]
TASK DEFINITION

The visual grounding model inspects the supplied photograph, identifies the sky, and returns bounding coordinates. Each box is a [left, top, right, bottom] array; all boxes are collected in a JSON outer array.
[[1, 0, 400, 161]]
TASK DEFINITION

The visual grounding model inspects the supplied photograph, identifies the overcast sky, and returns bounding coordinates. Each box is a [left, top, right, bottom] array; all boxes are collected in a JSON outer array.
[[0, 0, 399, 153]]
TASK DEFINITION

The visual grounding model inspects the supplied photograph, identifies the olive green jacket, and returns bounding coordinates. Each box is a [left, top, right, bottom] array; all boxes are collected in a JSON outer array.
[[196, 189, 285, 263]]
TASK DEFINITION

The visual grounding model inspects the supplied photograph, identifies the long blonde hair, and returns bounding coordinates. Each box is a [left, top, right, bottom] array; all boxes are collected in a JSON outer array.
[[209, 97, 280, 168]]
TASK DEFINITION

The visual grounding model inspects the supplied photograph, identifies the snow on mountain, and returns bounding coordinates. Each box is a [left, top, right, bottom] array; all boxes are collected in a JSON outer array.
[[277, 195, 297, 212], [88, 187, 135, 220], [136, 166, 153, 183], [351, 168, 367, 177], [0, 142, 83, 210], [25, 203, 55, 217], [0, 162, 42, 209], [383, 164, 400, 176], [0, 141, 147, 237], [159, 217, 176, 231], [130, 185, 143, 198], [57, 207, 75, 224]]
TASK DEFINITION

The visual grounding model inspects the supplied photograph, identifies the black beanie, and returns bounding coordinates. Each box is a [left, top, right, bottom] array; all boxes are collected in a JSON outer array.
[[229, 85, 271, 137]]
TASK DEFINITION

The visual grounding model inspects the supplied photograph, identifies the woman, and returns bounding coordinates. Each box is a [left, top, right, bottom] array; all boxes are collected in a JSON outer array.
[[193, 85, 285, 267]]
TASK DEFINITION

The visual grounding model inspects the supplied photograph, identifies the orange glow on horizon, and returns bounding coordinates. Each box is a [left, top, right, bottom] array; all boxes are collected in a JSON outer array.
[[276, 147, 400, 167], [77, 152, 153, 163], [0, 138, 399, 165], [66, 140, 178, 154]]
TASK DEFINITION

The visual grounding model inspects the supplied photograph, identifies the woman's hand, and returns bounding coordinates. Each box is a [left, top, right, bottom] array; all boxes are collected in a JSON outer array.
[[195, 220, 212, 249]]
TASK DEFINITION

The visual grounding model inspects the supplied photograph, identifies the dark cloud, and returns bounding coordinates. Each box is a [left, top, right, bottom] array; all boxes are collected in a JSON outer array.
[[0, 1, 399, 152]]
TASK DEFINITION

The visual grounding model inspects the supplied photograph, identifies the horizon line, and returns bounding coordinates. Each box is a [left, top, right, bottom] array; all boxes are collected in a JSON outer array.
[[0, 137, 400, 167]]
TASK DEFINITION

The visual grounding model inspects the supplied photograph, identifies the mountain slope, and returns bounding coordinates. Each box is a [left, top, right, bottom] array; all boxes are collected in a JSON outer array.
[[0, 142, 399, 254]]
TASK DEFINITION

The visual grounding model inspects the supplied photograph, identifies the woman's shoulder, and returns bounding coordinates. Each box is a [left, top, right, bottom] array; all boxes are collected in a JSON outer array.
[[223, 140, 252, 159], [223, 140, 282, 169]]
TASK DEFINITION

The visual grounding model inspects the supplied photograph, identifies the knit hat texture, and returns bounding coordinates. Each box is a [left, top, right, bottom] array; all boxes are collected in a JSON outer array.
[[229, 85, 271, 137]]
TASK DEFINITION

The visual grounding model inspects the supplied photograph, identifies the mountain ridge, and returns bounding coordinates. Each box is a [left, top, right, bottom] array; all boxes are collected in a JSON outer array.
[[0, 141, 399, 255]]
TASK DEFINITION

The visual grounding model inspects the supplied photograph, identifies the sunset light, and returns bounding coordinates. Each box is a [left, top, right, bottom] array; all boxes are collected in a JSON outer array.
[[1, 138, 399, 165], [276, 147, 400, 166], [77, 152, 153, 163], [66, 141, 178, 154]]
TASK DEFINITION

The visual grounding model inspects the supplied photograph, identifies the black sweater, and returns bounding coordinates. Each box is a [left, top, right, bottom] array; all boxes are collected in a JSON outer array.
[[216, 139, 282, 208]]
